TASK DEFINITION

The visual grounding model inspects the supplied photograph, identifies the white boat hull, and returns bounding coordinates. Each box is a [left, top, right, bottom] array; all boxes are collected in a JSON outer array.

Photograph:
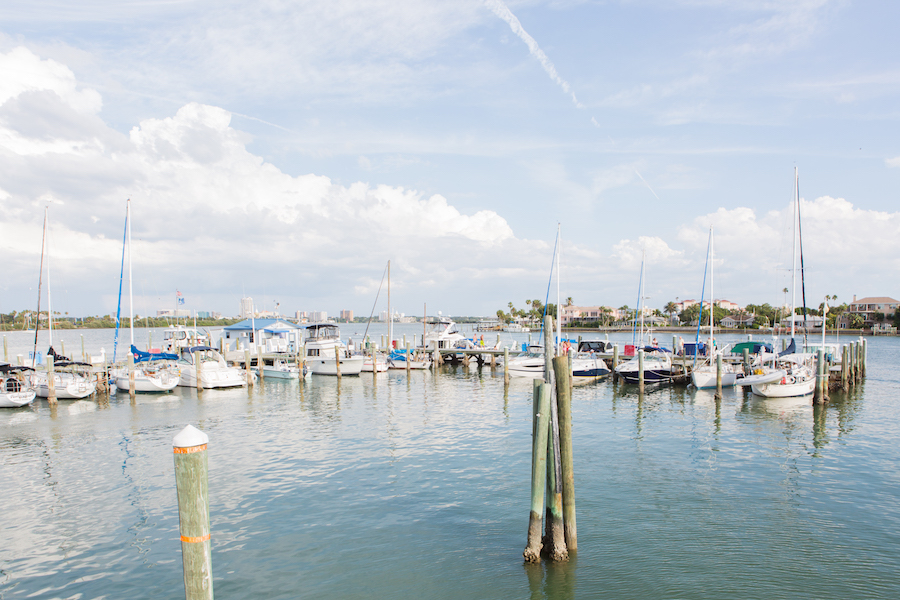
[[691, 368, 741, 389], [115, 370, 180, 392], [33, 373, 97, 399], [750, 376, 815, 398], [178, 366, 247, 388], [308, 356, 365, 376], [253, 366, 301, 379], [1, 389, 36, 407], [361, 356, 389, 372]]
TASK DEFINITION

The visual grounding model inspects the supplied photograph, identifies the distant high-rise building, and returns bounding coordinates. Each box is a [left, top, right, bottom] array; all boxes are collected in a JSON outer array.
[[240, 297, 254, 318], [310, 311, 328, 323], [340, 310, 354, 321]]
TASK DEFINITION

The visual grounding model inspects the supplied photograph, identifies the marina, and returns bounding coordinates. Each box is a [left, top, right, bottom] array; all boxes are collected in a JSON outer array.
[[1, 324, 898, 599]]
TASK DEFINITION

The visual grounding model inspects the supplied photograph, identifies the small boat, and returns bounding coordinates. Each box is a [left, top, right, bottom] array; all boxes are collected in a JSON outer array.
[[1, 364, 36, 408], [31, 353, 97, 399], [253, 356, 306, 379], [176, 346, 247, 388], [361, 354, 389, 372], [571, 352, 611, 381], [115, 346, 180, 392], [505, 345, 546, 378], [387, 350, 429, 370], [744, 353, 815, 398], [614, 346, 674, 384], [305, 323, 365, 376]]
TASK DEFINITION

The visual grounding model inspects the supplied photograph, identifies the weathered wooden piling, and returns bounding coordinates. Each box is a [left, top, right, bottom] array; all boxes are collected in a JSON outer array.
[[638, 349, 645, 392], [841, 344, 849, 391], [406, 342, 411, 375], [612, 345, 619, 384], [742, 348, 750, 376], [335, 346, 342, 378], [543, 316, 554, 384], [128, 350, 136, 399], [544, 379, 568, 562], [256, 348, 264, 381], [814, 348, 826, 404], [243, 350, 253, 387], [47, 358, 57, 405], [196, 351, 204, 391], [861, 339, 867, 378], [715, 354, 723, 399], [552, 355, 577, 553], [524, 380, 551, 563], [504, 347, 510, 386], [173, 425, 213, 600]]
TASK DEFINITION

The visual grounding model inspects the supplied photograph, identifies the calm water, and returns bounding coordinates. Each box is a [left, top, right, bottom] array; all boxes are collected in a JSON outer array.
[[2, 326, 899, 599]]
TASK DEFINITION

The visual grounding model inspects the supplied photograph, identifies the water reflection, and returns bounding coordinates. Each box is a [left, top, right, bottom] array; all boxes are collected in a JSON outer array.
[[524, 555, 577, 600]]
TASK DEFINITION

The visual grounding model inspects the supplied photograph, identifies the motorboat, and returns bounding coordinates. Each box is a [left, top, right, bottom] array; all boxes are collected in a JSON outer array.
[[614, 346, 674, 384], [505, 345, 546, 378], [571, 352, 611, 382], [253, 356, 307, 379], [114, 345, 180, 393], [1, 364, 36, 408], [176, 346, 247, 388], [305, 323, 365, 376]]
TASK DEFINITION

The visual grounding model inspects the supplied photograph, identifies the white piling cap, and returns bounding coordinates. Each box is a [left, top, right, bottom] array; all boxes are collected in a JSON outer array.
[[173, 424, 209, 448]]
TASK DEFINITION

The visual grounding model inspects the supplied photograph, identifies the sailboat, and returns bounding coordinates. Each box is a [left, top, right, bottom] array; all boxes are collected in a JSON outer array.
[[690, 227, 742, 389], [112, 200, 180, 393], [1, 364, 36, 407], [739, 169, 815, 398], [30, 207, 97, 399], [615, 250, 674, 384]]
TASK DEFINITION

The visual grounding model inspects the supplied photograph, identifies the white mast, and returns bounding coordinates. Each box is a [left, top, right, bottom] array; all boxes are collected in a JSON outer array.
[[639, 249, 645, 343], [388, 259, 392, 350], [709, 226, 714, 350], [790, 167, 798, 340], [556, 223, 561, 355], [127, 199, 134, 346], [46, 206, 53, 348]]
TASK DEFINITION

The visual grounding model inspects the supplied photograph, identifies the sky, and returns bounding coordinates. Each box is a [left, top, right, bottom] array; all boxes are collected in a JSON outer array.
[[1, 0, 899, 320]]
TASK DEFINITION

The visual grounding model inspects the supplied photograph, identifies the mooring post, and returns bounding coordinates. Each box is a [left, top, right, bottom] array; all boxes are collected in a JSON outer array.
[[612, 344, 619, 384], [61, 340, 66, 358], [851, 341, 858, 383], [47, 357, 57, 405], [814, 348, 825, 404], [742, 348, 750, 376], [552, 355, 577, 553], [715, 354, 723, 399], [523, 380, 551, 563], [544, 366, 568, 562], [81, 334, 85, 362], [243, 350, 253, 387], [128, 350, 136, 399], [638, 349, 645, 392], [861, 339, 867, 378], [335, 346, 342, 378], [196, 351, 204, 391], [256, 347, 264, 381], [543, 316, 554, 383], [841, 344, 849, 391], [504, 347, 510, 386], [372, 346, 377, 383], [173, 425, 213, 600], [406, 342, 411, 375]]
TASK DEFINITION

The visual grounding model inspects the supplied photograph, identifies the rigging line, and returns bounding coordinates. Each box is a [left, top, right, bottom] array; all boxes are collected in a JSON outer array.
[[798, 179, 809, 348], [112, 202, 129, 365], [32, 209, 48, 368], [361, 261, 389, 343], [632, 251, 644, 346], [538, 226, 560, 346], [694, 228, 712, 368]]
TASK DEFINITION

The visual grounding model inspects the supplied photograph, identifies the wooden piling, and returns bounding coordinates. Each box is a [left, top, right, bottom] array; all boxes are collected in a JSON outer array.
[[81, 334, 85, 362], [612, 345, 619, 384], [523, 380, 551, 563], [552, 355, 577, 553], [814, 348, 826, 404], [3, 335, 7, 362], [715, 354, 723, 399], [173, 425, 213, 600], [851, 342, 859, 383], [128, 350, 136, 399], [243, 350, 253, 387], [543, 316, 554, 384], [841, 344, 849, 391], [256, 348, 264, 381], [47, 357, 57, 405], [742, 348, 750, 376], [196, 350, 204, 391], [335, 346, 342, 378], [638, 349, 645, 392], [544, 361, 568, 562], [504, 347, 510, 386], [406, 342, 411, 375], [861, 339, 867, 378]]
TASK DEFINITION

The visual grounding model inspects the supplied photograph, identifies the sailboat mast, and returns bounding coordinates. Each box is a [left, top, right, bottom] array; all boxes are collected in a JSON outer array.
[[32, 209, 48, 367], [127, 199, 134, 346], [556, 224, 561, 355], [46, 208, 53, 348], [388, 260, 392, 349], [709, 226, 714, 348], [790, 167, 798, 340]]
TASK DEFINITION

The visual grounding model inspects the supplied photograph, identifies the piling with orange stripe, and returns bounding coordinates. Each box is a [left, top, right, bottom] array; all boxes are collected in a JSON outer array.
[[173, 425, 213, 600]]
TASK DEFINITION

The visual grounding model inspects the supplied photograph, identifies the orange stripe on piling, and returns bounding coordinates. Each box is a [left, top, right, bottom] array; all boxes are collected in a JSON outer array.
[[173, 444, 207, 454], [181, 533, 211, 543]]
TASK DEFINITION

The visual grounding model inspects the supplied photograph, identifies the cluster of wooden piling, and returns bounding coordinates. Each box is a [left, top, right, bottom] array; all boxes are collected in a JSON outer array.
[[524, 316, 576, 563]]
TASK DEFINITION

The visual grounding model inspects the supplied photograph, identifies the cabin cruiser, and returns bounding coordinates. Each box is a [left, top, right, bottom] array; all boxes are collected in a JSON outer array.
[[1, 364, 36, 407], [305, 323, 365, 375], [176, 346, 247, 388]]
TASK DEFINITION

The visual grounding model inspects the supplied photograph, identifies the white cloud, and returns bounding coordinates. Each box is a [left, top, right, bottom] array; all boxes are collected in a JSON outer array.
[[886, 157, 900, 168]]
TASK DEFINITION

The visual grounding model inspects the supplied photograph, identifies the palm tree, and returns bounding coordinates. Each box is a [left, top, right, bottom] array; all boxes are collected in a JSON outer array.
[[565, 296, 573, 307]]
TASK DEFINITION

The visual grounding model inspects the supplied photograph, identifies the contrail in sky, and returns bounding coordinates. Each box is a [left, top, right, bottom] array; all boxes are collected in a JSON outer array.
[[484, 0, 584, 109], [634, 169, 661, 201]]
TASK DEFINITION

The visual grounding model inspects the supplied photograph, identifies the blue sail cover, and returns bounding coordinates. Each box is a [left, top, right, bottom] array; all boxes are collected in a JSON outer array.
[[131, 345, 178, 362]]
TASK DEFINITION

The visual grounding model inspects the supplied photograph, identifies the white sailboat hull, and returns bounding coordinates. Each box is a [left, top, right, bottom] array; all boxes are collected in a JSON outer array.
[[33, 372, 97, 399], [115, 369, 180, 392]]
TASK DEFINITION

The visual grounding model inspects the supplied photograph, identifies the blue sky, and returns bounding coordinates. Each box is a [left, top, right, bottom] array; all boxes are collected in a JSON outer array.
[[1, 0, 898, 319]]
